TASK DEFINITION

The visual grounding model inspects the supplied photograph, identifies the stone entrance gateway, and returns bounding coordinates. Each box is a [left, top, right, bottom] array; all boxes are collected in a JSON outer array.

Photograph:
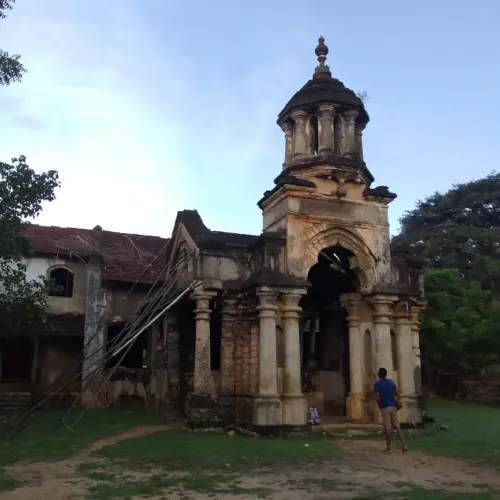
[[160, 37, 425, 433]]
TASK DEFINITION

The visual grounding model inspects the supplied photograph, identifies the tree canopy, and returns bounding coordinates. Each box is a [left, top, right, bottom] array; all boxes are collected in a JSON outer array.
[[393, 172, 500, 296], [420, 268, 500, 373], [0, 157, 59, 335], [0, 0, 26, 86]]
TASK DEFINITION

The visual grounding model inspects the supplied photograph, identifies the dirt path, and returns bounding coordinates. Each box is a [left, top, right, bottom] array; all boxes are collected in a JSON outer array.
[[1, 424, 179, 500], [2, 430, 500, 500]]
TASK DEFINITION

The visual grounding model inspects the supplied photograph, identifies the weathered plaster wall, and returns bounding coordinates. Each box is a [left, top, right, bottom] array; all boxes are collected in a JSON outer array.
[[201, 253, 251, 285], [261, 181, 392, 289], [39, 337, 82, 393], [106, 288, 150, 321], [24, 257, 87, 315]]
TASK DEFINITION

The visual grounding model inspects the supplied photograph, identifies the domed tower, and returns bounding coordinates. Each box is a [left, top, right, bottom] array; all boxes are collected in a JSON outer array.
[[255, 38, 425, 426], [278, 36, 369, 170], [258, 36, 397, 289]]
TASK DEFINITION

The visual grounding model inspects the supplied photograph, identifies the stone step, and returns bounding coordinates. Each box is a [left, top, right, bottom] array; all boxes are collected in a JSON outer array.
[[0, 393, 32, 411]]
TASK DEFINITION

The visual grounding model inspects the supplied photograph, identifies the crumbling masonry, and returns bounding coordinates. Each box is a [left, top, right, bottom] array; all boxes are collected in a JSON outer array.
[[2, 37, 425, 433]]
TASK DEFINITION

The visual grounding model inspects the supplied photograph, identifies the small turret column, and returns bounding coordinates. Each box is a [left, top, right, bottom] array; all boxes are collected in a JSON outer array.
[[281, 121, 294, 166], [291, 110, 308, 159], [345, 109, 359, 156], [317, 104, 335, 154]]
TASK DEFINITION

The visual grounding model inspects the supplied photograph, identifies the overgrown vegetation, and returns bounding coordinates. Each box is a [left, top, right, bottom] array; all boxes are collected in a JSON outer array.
[[0, 156, 60, 337], [393, 172, 500, 375]]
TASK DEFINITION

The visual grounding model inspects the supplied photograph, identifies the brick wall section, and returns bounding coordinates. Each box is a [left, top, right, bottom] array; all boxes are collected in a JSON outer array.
[[241, 318, 251, 394], [250, 319, 259, 394], [220, 300, 237, 394], [234, 319, 244, 395]]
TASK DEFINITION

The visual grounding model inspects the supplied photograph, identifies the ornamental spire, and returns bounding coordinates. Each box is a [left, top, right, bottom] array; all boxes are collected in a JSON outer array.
[[313, 36, 332, 79]]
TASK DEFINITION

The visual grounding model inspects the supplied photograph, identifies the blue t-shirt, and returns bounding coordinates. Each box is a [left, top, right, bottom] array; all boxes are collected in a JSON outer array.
[[374, 378, 397, 409]]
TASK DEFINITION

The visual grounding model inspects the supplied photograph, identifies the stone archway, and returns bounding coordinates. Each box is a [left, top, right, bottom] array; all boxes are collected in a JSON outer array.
[[300, 243, 360, 418], [304, 225, 377, 293]]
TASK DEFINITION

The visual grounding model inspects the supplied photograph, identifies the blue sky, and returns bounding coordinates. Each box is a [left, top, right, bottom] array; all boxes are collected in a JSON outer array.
[[1, 0, 499, 238]]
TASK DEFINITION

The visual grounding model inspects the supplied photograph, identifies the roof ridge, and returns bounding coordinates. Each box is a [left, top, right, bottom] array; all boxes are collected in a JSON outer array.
[[26, 223, 168, 240]]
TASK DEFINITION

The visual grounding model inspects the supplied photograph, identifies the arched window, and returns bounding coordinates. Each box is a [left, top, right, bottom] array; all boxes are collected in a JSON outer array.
[[48, 267, 74, 298]]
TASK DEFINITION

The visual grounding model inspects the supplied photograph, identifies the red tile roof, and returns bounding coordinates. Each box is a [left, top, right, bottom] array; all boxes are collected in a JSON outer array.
[[23, 224, 169, 285]]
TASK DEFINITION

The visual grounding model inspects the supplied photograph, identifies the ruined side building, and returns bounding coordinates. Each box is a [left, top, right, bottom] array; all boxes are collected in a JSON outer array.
[[0, 38, 425, 430]]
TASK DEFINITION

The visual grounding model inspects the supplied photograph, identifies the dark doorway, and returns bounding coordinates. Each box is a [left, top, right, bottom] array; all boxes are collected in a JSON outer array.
[[106, 323, 146, 370], [301, 244, 359, 416], [0, 337, 34, 383]]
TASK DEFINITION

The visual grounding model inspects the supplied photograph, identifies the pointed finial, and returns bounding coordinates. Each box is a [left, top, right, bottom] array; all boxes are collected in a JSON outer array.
[[314, 36, 331, 79]]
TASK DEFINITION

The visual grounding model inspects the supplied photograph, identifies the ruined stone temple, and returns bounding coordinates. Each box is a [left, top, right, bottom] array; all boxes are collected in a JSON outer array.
[[0, 37, 424, 429]]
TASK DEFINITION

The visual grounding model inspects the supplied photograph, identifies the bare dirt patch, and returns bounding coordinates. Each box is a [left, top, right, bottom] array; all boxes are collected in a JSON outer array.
[[2, 433, 499, 499], [1, 424, 178, 500]]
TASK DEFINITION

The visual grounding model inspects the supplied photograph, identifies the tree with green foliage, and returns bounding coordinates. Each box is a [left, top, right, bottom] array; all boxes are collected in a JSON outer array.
[[0, 0, 26, 86], [420, 268, 500, 374], [393, 172, 500, 296], [0, 156, 60, 336]]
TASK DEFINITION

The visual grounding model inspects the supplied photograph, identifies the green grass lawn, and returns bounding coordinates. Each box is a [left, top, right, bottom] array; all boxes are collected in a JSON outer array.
[[1, 399, 500, 499], [0, 409, 163, 465], [98, 430, 339, 469], [407, 397, 500, 465]]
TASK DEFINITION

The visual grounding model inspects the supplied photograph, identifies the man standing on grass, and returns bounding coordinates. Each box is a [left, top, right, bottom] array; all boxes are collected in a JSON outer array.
[[374, 367, 408, 453]]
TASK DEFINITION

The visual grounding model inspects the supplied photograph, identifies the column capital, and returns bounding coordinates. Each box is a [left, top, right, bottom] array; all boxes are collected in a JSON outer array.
[[191, 288, 217, 320], [393, 301, 412, 324], [366, 294, 398, 308], [367, 294, 398, 323], [281, 289, 306, 320], [291, 109, 308, 125], [410, 306, 423, 331], [281, 287, 307, 302], [317, 104, 335, 118], [339, 292, 362, 315], [344, 108, 359, 122], [256, 288, 279, 315], [190, 285, 217, 300], [281, 121, 293, 134], [394, 315, 412, 326]]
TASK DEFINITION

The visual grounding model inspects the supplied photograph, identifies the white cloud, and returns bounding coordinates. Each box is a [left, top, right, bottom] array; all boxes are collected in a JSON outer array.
[[0, 0, 301, 237]]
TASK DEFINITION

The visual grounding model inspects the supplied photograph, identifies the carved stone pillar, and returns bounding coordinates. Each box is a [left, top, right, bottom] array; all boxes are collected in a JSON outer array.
[[317, 104, 335, 154], [355, 122, 364, 160], [368, 295, 396, 377], [344, 109, 359, 156], [253, 287, 281, 426], [411, 306, 423, 396], [340, 292, 364, 421], [82, 256, 107, 408], [281, 121, 294, 167], [394, 305, 420, 423], [291, 110, 308, 159], [220, 298, 237, 395], [191, 288, 217, 395], [281, 289, 308, 425]]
